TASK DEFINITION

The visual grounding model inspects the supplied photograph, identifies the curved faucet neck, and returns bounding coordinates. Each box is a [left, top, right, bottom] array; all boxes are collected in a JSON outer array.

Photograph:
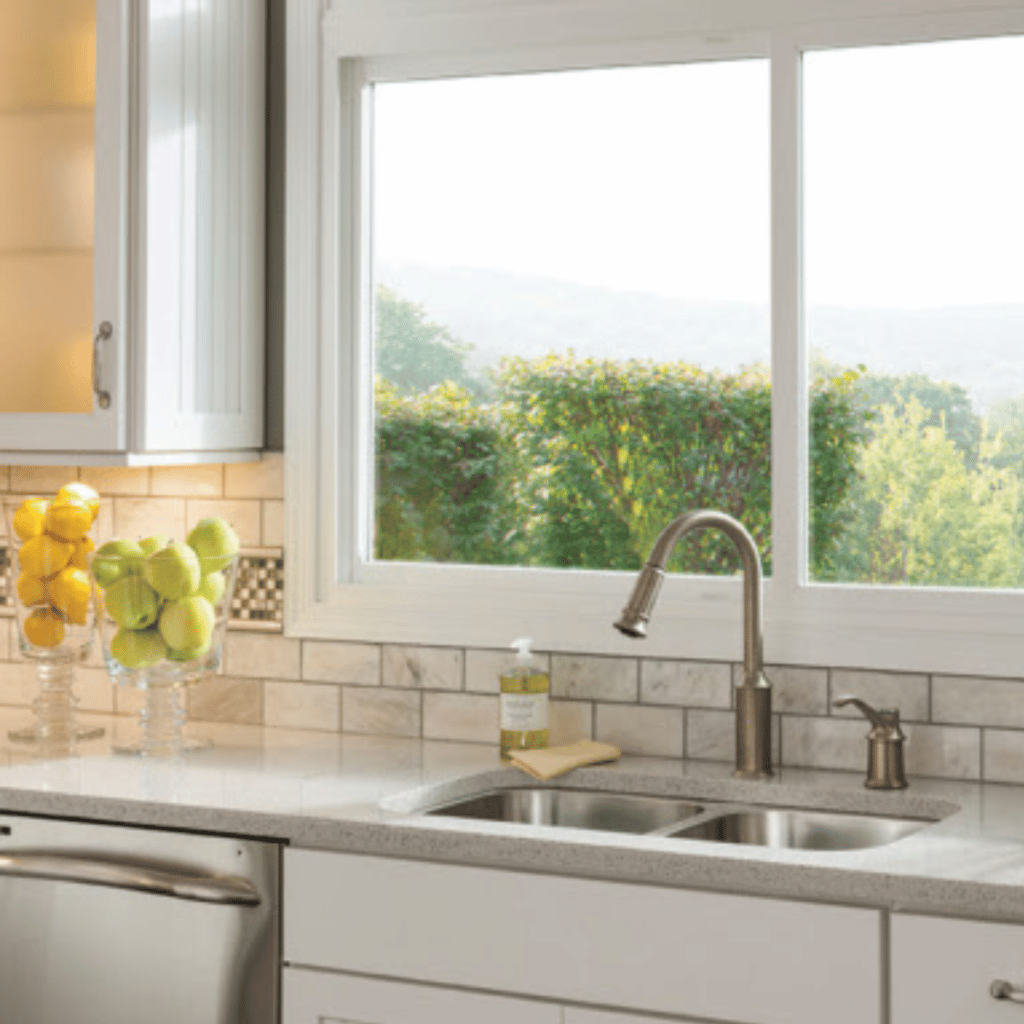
[[645, 510, 764, 688]]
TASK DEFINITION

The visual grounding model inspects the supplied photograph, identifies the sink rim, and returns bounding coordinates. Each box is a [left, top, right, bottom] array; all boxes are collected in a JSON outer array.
[[382, 766, 962, 829], [420, 786, 708, 835], [396, 774, 950, 851]]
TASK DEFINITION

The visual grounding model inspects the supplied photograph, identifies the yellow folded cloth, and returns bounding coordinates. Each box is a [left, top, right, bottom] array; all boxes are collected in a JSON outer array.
[[508, 739, 622, 780]]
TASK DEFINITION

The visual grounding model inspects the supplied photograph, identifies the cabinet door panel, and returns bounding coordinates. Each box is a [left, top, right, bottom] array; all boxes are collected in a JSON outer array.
[[893, 913, 1024, 1023], [0, 113, 93, 250], [286, 850, 882, 1024], [0, 254, 94, 413], [0, 0, 126, 450], [283, 967, 561, 1024]]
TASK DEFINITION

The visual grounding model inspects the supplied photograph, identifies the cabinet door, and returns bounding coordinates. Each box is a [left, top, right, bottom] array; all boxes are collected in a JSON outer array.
[[283, 967, 562, 1024], [286, 850, 882, 1024], [0, 0, 264, 462], [0, 0, 128, 453], [893, 913, 1024, 1023]]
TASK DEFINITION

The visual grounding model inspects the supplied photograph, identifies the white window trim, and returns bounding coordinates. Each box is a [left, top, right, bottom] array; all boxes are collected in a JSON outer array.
[[286, 0, 1024, 677]]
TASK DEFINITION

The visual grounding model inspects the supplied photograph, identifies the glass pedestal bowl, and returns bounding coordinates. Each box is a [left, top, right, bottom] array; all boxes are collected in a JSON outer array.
[[3, 497, 105, 756], [97, 550, 239, 757]]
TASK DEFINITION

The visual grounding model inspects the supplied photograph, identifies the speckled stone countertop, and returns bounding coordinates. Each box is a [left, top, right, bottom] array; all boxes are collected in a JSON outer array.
[[2, 710, 1024, 922]]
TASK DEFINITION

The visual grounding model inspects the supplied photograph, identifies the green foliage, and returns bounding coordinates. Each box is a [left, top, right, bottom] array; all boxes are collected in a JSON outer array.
[[496, 355, 866, 576], [374, 380, 523, 565], [987, 395, 1024, 477], [375, 351, 868, 575], [496, 355, 770, 573], [856, 372, 982, 468], [818, 398, 1024, 587], [375, 285, 480, 395], [809, 366, 874, 577]]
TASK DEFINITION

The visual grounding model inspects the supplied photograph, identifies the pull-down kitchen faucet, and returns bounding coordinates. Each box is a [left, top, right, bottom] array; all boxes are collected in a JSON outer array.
[[614, 509, 773, 779]]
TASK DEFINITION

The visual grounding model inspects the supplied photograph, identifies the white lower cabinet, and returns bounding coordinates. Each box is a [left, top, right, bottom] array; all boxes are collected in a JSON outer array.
[[892, 913, 1024, 1023], [283, 850, 883, 1024]]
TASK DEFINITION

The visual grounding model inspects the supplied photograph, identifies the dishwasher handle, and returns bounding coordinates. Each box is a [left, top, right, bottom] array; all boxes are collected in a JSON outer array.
[[0, 852, 261, 906]]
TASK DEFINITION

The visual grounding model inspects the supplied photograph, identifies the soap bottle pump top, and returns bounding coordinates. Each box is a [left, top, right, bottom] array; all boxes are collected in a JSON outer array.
[[510, 637, 534, 669]]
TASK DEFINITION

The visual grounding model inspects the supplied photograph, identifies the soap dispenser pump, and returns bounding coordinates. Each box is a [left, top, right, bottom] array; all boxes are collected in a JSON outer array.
[[499, 638, 549, 759]]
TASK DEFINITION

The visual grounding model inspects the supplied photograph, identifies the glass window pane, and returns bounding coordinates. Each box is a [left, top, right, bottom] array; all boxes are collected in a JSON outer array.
[[371, 60, 770, 573], [806, 37, 1024, 588], [0, 0, 95, 414]]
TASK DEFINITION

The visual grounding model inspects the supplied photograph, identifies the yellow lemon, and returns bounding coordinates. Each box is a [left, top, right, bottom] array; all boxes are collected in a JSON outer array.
[[18, 534, 73, 578], [16, 572, 48, 607], [55, 482, 100, 523], [70, 535, 95, 571], [44, 496, 93, 542], [12, 498, 48, 541], [23, 608, 65, 648], [48, 566, 92, 626]]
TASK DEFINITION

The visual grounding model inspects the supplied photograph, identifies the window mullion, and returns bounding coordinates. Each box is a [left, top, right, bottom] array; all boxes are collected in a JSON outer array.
[[769, 33, 807, 603]]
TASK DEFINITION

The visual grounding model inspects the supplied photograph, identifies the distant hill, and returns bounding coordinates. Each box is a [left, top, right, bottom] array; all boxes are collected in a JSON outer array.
[[378, 260, 1024, 412]]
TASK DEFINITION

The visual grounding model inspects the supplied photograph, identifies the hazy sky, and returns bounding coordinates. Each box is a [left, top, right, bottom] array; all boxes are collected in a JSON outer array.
[[373, 35, 1024, 310]]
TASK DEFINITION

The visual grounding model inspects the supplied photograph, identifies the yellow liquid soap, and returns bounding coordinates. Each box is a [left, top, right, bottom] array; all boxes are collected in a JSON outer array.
[[500, 669, 549, 759]]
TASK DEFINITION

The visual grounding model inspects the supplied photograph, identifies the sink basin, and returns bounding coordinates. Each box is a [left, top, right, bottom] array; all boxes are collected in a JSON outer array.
[[424, 788, 705, 835], [666, 807, 929, 851]]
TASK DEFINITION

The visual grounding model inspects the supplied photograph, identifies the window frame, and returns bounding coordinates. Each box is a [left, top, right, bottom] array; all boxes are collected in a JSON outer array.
[[286, 0, 1024, 677]]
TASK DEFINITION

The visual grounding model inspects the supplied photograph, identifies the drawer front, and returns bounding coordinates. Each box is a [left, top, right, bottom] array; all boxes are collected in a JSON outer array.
[[893, 913, 1024, 1023], [285, 850, 881, 1024]]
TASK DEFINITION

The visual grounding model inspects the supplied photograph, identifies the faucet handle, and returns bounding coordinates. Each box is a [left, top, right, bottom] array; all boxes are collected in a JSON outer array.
[[833, 695, 908, 790]]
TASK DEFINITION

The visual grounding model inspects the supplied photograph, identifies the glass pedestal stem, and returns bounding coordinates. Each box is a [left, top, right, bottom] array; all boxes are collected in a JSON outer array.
[[114, 679, 209, 758], [8, 659, 104, 750]]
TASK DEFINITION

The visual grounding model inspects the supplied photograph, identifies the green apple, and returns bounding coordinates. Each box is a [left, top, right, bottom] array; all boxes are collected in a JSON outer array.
[[196, 570, 226, 607], [110, 627, 167, 669], [91, 539, 145, 588], [104, 576, 161, 629], [186, 516, 239, 572], [144, 542, 201, 600], [158, 595, 215, 652], [166, 639, 212, 662], [139, 534, 172, 557]]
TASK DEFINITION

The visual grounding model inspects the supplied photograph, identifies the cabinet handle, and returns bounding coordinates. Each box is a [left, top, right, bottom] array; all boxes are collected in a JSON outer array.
[[93, 321, 112, 410], [991, 980, 1024, 1003]]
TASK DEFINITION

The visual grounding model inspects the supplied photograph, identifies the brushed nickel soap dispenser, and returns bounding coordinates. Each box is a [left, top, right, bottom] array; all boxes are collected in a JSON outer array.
[[834, 695, 908, 790]]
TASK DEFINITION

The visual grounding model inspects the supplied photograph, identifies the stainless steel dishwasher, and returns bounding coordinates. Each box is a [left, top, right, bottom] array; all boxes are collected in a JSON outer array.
[[0, 812, 279, 1024]]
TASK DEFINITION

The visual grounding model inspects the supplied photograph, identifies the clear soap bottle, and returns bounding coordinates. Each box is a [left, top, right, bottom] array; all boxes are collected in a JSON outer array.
[[499, 637, 549, 759]]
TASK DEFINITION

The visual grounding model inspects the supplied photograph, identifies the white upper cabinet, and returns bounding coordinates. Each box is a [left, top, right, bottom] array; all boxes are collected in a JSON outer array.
[[0, 0, 265, 465]]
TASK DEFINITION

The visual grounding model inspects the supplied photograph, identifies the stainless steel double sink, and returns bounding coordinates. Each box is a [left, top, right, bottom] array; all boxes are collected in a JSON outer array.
[[421, 786, 932, 851]]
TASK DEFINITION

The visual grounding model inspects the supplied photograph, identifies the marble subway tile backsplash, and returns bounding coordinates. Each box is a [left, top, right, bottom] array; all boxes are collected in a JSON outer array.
[[3, 456, 1024, 783], [1, 618, 1022, 782], [0, 456, 284, 549]]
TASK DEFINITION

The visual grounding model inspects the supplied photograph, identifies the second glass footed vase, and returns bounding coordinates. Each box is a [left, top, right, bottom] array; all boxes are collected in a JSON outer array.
[[95, 542, 239, 757]]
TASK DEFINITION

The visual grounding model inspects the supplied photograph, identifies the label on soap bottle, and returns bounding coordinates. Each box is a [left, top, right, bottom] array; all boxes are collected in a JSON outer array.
[[500, 692, 549, 732]]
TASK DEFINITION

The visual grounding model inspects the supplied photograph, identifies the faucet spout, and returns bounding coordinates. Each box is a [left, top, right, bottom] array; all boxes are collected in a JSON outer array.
[[614, 509, 772, 779]]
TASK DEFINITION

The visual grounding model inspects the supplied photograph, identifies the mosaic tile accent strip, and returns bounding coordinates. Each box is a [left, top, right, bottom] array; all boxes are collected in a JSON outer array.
[[231, 550, 285, 630], [0, 545, 284, 632]]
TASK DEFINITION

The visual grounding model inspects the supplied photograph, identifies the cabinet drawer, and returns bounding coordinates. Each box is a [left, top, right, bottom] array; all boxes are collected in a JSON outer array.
[[893, 913, 1024, 1023], [285, 850, 881, 1024]]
